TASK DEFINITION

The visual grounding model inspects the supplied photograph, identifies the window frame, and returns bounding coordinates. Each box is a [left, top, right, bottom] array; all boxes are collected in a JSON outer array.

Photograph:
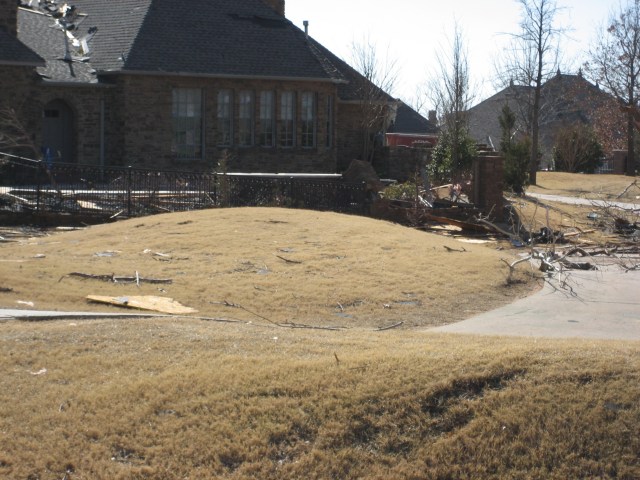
[[238, 90, 254, 147], [259, 90, 275, 148], [171, 87, 204, 160], [216, 89, 233, 146], [278, 91, 296, 148], [301, 92, 316, 148]]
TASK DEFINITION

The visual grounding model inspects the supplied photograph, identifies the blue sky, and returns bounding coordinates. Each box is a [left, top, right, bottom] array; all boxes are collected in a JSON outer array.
[[286, 0, 616, 108]]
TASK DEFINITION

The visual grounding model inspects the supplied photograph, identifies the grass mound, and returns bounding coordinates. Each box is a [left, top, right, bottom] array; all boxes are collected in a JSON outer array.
[[1, 319, 638, 479], [0, 207, 535, 328]]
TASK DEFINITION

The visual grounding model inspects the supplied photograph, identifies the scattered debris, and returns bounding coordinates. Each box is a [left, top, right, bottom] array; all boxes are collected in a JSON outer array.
[[30, 368, 47, 376], [443, 245, 467, 253], [0, 287, 13, 293], [86, 295, 197, 314], [276, 254, 302, 264], [94, 251, 119, 257], [16, 300, 34, 307], [375, 321, 404, 331], [142, 248, 172, 260], [61, 272, 172, 284]]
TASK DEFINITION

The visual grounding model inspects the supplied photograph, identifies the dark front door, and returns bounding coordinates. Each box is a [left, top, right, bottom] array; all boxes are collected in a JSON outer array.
[[42, 99, 75, 164]]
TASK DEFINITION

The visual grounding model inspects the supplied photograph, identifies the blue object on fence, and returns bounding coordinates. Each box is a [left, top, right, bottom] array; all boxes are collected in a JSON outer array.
[[41, 146, 54, 168]]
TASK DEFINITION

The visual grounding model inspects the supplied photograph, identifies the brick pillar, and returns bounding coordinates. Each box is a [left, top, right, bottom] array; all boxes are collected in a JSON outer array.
[[0, 0, 17, 36], [472, 154, 504, 219], [262, 0, 285, 16]]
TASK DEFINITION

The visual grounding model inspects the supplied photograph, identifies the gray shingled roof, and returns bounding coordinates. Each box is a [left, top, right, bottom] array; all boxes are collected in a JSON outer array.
[[15, 0, 394, 102], [388, 101, 437, 134], [63, 0, 344, 81], [18, 8, 97, 83], [0, 25, 43, 66]]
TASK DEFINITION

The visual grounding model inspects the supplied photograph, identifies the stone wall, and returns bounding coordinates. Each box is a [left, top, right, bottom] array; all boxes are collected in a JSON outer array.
[[374, 146, 431, 181], [109, 75, 338, 173], [0, 68, 114, 165]]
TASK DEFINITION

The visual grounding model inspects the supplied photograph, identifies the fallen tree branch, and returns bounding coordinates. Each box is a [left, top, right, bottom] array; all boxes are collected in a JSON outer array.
[[60, 272, 173, 284], [375, 321, 404, 331], [443, 245, 466, 253], [278, 322, 345, 331], [617, 180, 639, 199], [276, 255, 302, 264], [217, 299, 345, 330]]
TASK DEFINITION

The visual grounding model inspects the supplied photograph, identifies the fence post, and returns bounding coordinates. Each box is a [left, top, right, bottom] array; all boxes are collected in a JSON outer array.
[[35, 161, 44, 213], [127, 166, 132, 217]]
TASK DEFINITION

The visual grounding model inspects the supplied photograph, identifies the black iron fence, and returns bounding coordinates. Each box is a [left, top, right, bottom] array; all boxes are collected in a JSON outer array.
[[0, 156, 370, 218]]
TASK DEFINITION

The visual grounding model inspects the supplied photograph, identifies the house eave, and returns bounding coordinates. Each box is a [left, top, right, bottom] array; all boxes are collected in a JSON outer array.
[[38, 78, 114, 88], [0, 60, 44, 68], [97, 69, 349, 84]]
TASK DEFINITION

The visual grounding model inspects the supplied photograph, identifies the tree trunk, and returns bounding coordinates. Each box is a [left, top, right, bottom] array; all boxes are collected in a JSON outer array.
[[627, 110, 636, 176]]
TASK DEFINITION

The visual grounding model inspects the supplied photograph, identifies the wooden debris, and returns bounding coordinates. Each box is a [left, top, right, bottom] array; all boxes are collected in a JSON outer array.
[[443, 245, 467, 253], [375, 321, 404, 331], [276, 255, 302, 264], [0, 287, 13, 293], [86, 295, 197, 314], [61, 272, 172, 284]]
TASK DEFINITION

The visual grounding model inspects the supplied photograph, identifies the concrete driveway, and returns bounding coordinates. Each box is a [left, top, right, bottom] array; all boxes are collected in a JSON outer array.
[[431, 262, 640, 340]]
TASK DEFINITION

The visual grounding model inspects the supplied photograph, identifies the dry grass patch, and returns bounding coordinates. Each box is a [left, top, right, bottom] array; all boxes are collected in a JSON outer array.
[[0, 207, 536, 328], [1, 318, 639, 479], [528, 172, 639, 201]]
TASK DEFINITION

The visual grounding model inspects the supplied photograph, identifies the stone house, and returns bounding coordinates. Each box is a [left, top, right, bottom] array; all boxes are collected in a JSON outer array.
[[0, 0, 395, 173]]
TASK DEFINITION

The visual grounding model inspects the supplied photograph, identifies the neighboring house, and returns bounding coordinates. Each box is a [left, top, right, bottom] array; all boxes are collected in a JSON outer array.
[[468, 72, 626, 169], [386, 101, 438, 148], [0, 0, 394, 173]]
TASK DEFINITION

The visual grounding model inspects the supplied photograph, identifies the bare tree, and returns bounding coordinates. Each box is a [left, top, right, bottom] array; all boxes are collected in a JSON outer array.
[[587, 0, 640, 176], [350, 37, 398, 162], [496, 0, 565, 185], [0, 107, 40, 159], [427, 22, 476, 183]]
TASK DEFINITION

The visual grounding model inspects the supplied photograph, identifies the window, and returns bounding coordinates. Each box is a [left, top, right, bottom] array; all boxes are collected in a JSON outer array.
[[172, 88, 203, 159], [325, 95, 333, 148], [259, 91, 275, 147], [279, 91, 295, 147], [217, 90, 232, 146], [301, 92, 316, 148], [238, 91, 254, 146]]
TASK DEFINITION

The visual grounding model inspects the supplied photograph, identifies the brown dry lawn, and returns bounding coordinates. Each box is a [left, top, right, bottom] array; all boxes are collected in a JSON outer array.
[[1, 318, 639, 479], [1, 181, 638, 479], [528, 171, 640, 201], [0, 207, 535, 328]]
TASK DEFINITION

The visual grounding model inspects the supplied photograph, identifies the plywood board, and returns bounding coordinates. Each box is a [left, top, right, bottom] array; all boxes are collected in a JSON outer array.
[[86, 295, 197, 314]]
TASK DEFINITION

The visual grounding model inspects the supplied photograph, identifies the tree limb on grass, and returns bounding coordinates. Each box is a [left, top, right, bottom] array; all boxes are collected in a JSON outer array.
[[60, 272, 173, 284], [375, 321, 404, 331]]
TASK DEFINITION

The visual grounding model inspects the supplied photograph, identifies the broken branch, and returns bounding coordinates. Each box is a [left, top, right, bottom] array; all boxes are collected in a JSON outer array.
[[61, 272, 172, 284], [276, 255, 302, 264], [375, 321, 404, 331]]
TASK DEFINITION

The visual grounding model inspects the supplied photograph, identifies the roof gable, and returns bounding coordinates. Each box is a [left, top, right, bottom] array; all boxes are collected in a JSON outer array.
[[0, 24, 43, 66]]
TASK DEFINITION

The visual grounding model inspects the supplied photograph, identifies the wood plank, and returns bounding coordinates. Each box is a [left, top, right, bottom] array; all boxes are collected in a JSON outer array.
[[86, 295, 197, 314]]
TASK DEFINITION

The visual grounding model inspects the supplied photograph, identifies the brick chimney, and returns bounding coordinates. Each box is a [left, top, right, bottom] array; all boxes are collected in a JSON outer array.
[[0, 0, 17, 36], [262, 0, 285, 16]]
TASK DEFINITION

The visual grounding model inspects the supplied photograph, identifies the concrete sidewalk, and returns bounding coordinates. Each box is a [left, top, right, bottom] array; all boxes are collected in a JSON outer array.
[[527, 192, 639, 212], [431, 265, 640, 340]]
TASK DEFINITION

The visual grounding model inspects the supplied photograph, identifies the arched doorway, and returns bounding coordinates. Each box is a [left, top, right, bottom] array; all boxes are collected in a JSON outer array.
[[42, 99, 75, 164]]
